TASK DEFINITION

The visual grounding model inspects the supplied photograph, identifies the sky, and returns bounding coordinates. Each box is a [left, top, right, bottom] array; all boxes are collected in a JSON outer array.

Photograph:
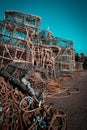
[[0, 0, 87, 55]]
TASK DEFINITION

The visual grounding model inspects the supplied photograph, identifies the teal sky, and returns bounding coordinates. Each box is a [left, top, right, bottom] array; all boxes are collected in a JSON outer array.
[[0, 0, 87, 55]]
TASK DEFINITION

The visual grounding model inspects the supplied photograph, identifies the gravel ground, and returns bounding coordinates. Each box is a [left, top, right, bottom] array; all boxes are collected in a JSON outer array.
[[46, 70, 87, 130]]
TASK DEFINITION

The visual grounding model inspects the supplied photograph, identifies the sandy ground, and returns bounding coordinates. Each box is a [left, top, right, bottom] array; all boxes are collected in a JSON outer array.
[[46, 70, 87, 130]]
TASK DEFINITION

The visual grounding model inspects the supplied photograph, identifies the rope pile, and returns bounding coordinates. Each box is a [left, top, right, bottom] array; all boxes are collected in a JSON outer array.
[[46, 79, 80, 99], [0, 76, 66, 130]]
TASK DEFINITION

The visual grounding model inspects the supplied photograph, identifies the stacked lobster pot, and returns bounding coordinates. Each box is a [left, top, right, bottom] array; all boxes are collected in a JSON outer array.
[[0, 10, 66, 130]]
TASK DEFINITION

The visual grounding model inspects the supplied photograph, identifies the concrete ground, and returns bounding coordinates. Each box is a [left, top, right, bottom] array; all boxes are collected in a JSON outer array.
[[46, 70, 87, 130]]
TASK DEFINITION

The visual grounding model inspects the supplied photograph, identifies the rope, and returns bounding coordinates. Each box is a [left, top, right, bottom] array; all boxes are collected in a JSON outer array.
[[46, 87, 80, 99], [19, 96, 41, 113]]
